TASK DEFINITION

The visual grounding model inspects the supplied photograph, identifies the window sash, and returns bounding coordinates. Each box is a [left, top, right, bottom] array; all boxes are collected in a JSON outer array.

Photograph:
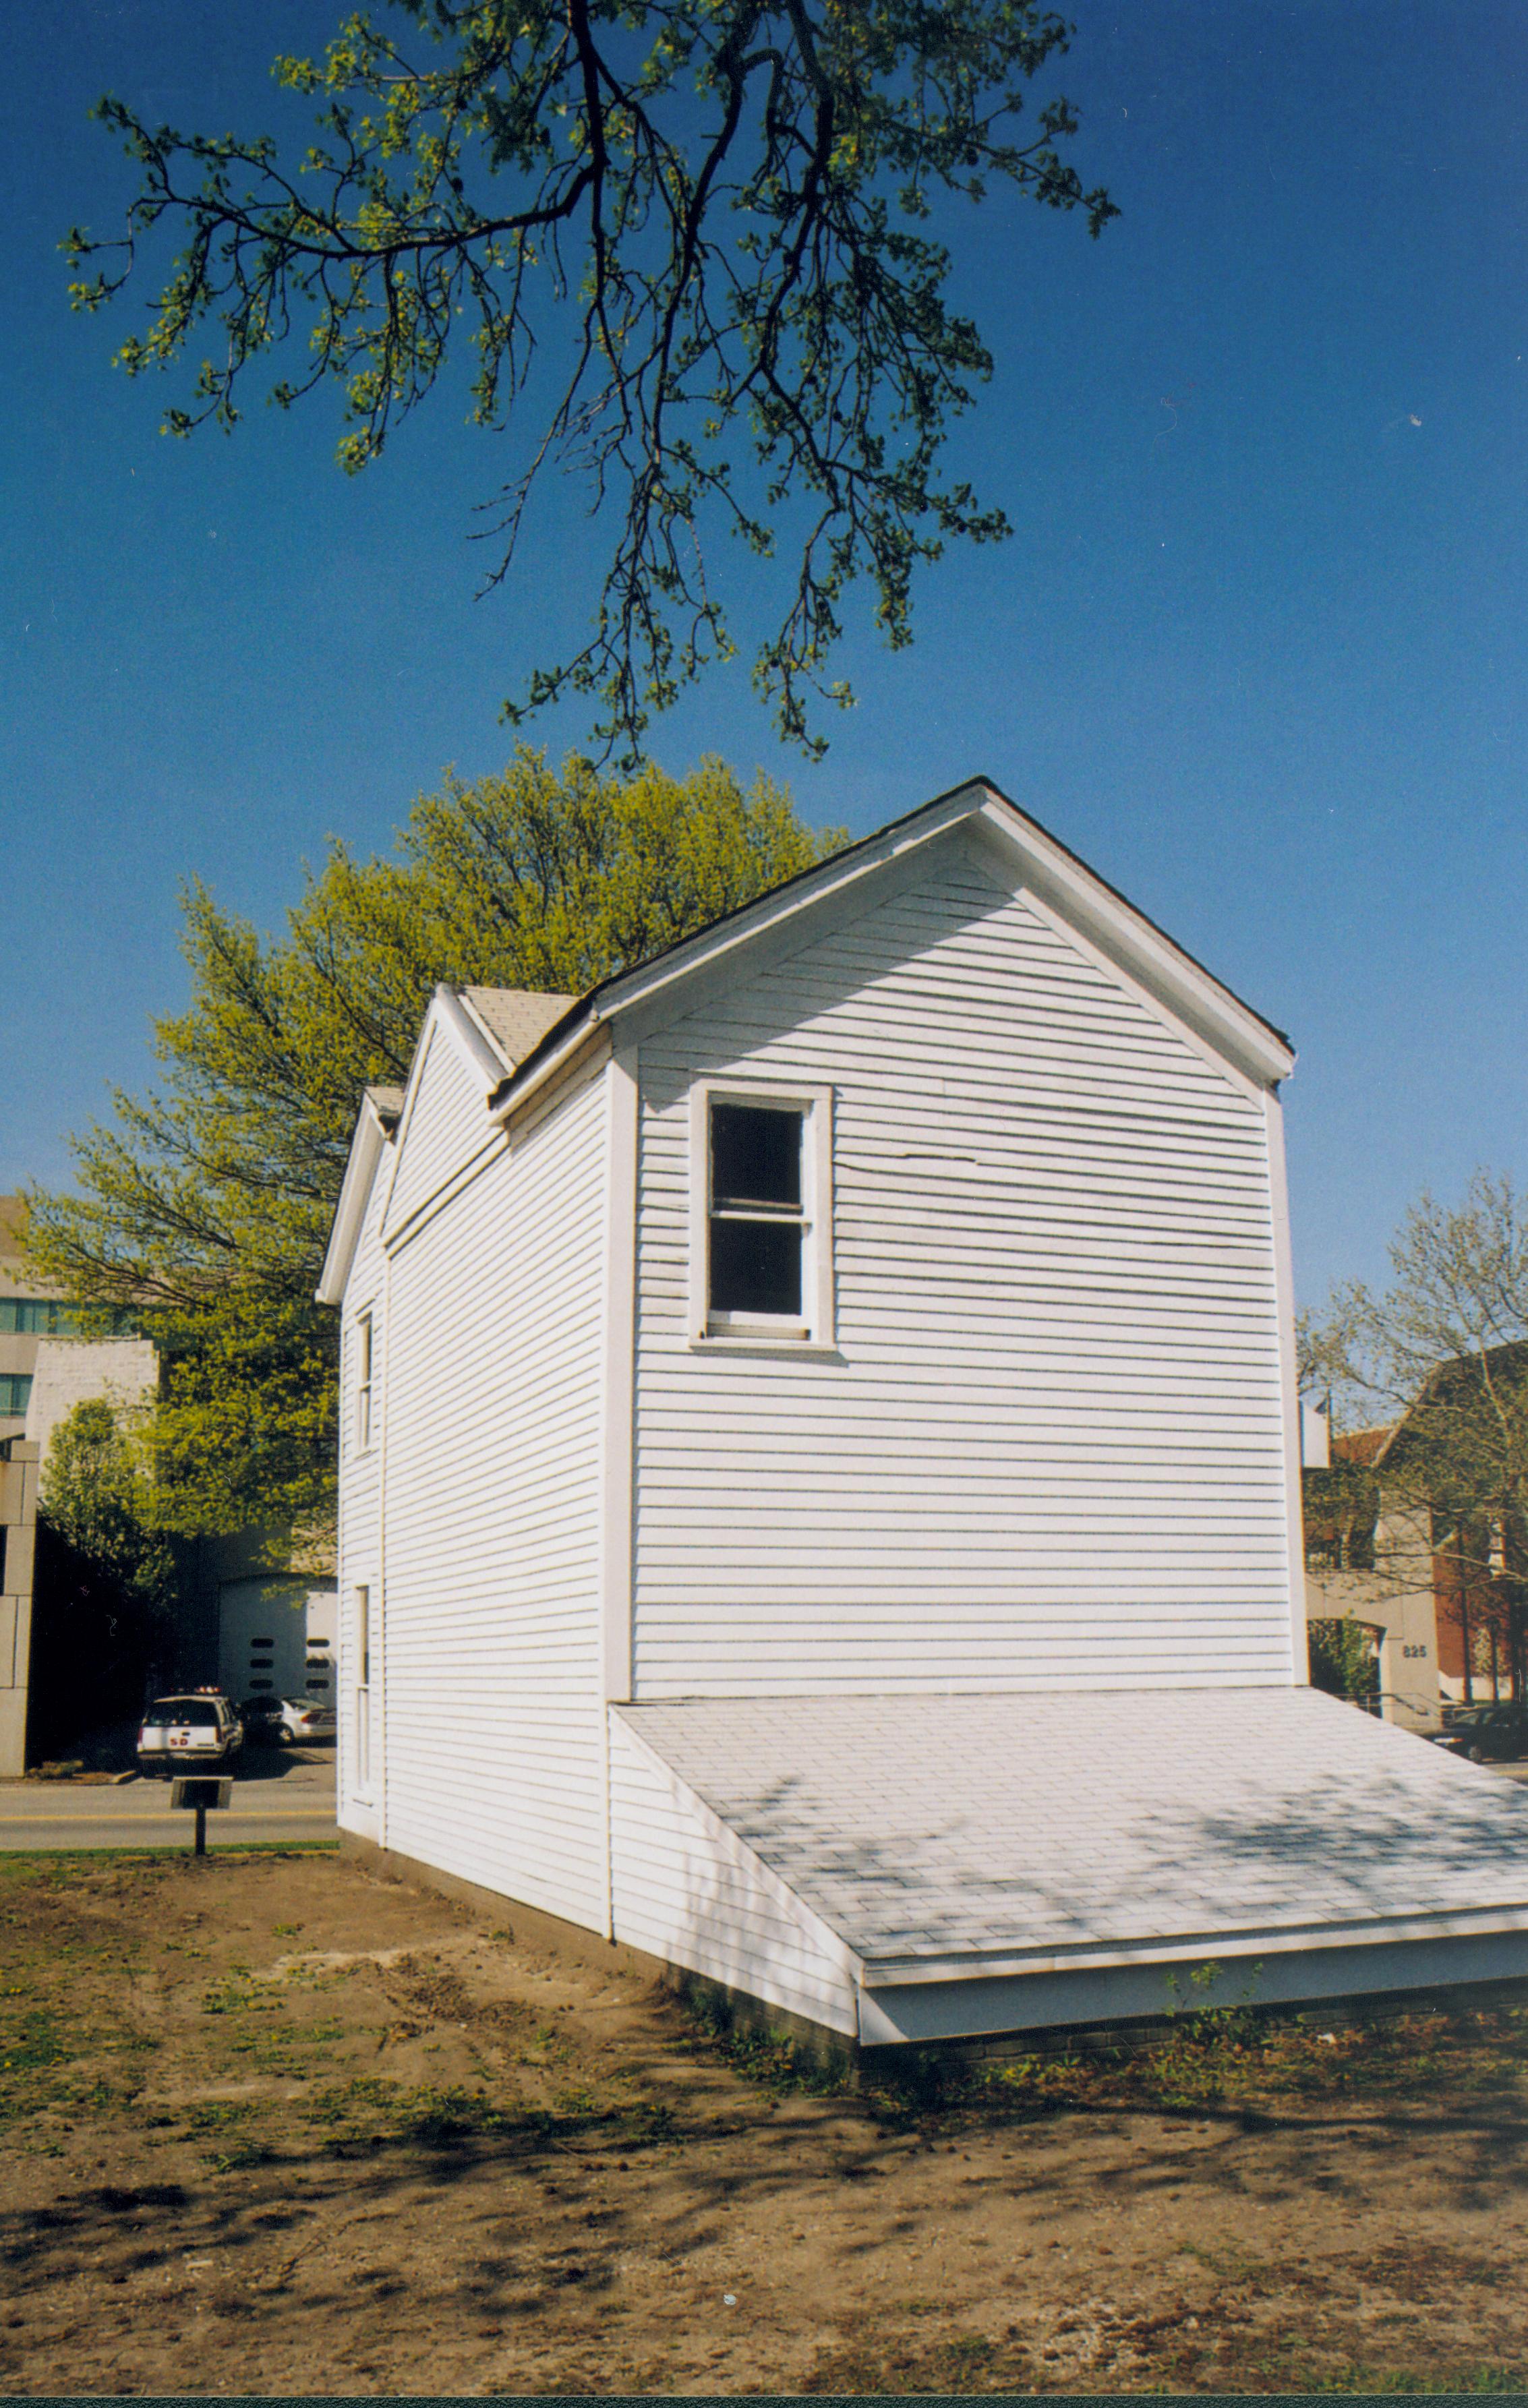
[[353, 1584, 373, 1794], [709, 1102, 806, 1322], [708, 1211, 805, 1321], [688, 1082, 833, 1346], [356, 1585, 371, 1689]]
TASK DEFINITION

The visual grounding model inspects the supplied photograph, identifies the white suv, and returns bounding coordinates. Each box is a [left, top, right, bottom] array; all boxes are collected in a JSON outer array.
[[136, 1692, 243, 1779]]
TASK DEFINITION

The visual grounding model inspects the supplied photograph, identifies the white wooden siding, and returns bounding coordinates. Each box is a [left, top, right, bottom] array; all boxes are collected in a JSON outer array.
[[608, 1712, 858, 2034], [336, 1144, 390, 1833], [383, 1019, 494, 1242], [378, 1065, 610, 1929], [631, 825, 1292, 1696]]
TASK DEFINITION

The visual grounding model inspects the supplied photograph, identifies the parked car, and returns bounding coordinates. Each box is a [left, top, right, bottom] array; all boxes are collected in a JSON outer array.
[[238, 1695, 293, 1747], [1427, 1703, 1528, 1763], [136, 1691, 243, 1778], [280, 1696, 337, 1744]]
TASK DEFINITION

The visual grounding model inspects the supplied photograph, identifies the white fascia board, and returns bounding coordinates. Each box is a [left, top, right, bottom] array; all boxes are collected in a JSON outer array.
[[972, 797, 1295, 1090], [316, 1095, 394, 1305], [860, 1896, 1528, 1990], [453, 987, 517, 1080], [432, 982, 513, 1090], [490, 787, 985, 1121], [599, 786, 980, 1018]]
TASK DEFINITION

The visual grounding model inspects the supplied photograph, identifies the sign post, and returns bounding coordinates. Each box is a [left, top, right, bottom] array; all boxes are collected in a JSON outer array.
[[169, 1775, 233, 1856]]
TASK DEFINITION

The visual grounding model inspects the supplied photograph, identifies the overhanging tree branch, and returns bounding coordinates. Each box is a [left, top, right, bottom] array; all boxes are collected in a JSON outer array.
[[65, 0, 1115, 761]]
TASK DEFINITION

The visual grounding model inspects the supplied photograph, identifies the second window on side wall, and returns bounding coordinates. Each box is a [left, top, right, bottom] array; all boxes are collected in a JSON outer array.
[[356, 1312, 374, 1448]]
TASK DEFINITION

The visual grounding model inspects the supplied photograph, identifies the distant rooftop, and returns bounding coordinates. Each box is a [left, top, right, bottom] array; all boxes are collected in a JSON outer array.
[[1331, 1425, 1397, 1467]]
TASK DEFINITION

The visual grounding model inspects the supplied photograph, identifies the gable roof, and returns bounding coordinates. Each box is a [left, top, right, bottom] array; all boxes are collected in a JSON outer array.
[[1359, 1340, 1528, 1477], [458, 987, 575, 1073], [365, 1083, 405, 1130], [318, 775, 1296, 1303], [315, 991, 576, 1303], [483, 775, 1295, 1120], [1332, 1424, 1399, 1469], [316, 1082, 409, 1304]]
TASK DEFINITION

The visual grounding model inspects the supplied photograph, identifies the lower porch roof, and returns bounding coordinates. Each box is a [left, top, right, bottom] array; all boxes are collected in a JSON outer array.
[[615, 1686, 1528, 1991]]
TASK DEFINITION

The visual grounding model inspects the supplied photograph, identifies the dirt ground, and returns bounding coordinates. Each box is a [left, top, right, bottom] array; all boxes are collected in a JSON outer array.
[[3, 1846, 1528, 2395]]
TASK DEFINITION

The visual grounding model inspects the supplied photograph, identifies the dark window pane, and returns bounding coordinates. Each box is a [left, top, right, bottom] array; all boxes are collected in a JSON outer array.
[[709, 1216, 802, 1316], [711, 1104, 802, 1210], [148, 1698, 220, 1727], [0, 1299, 84, 1335]]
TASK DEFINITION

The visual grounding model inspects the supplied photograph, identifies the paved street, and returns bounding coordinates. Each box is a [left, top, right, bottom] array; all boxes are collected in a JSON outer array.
[[1, 1736, 1524, 1848], [0, 1748, 337, 1850]]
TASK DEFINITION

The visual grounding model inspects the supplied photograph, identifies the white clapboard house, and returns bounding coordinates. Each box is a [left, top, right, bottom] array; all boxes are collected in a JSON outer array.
[[319, 779, 1528, 2048]]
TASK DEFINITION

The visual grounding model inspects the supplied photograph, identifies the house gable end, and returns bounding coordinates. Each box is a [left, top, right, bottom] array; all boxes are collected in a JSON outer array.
[[624, 819, 1268, 1109], [966, 803, 1285, 1095], [497, 780, 1291, 1121], [628, 824, 1292, 1700], [379, 987, 518, 1249]]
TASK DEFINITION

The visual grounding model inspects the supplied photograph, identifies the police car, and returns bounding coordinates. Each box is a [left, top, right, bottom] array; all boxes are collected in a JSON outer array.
[[136, 1690, 243, 1779]]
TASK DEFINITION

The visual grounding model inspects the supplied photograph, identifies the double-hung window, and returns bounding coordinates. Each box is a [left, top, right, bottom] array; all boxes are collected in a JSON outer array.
[[690, 1082, 834, 1347], [354, 1583, 372, 1792], [355, 1311, 374, 1450]]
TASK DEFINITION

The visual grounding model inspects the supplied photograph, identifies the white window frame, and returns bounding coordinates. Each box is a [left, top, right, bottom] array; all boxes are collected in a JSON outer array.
[[687, 1079, 835, 1351], [355, 1308, 375, 1451]]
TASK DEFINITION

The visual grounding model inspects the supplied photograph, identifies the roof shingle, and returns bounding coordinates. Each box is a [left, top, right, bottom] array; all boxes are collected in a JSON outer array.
[[616, 1688, 1528, 1968], [458, 986, 576, 1074]]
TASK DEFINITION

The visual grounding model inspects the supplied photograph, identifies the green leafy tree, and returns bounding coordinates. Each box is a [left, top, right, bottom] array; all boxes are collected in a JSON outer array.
[[40, 1399, 173, 1599], [1307, 1615, 1380, 1704], [29, 1400, 177, 1759], [64, 0, 1113, 759], [24, 751, 841, 1537], [1301, 1459, 1379, 1575]]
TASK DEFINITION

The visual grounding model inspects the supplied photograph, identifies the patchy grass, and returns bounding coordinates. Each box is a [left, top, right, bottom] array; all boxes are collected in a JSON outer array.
[[1296, 2366, 1526, 2394], [685, 1969, 1528, 2135], [0, 1964, 151, 2136], [1, 1852, 1528, 2397]]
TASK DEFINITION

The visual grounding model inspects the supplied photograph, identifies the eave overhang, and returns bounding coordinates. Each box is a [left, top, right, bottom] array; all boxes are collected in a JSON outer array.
[[488, 777, 1295, 1121], [315, 1084, 403, 1306]]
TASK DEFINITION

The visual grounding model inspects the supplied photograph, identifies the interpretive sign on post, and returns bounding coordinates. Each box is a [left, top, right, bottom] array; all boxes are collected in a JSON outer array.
[[169, 1775, 233, 1856]]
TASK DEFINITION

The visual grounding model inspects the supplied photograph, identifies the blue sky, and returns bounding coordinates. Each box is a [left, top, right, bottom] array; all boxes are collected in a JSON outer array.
[[3, 0, 1526, 1307]]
